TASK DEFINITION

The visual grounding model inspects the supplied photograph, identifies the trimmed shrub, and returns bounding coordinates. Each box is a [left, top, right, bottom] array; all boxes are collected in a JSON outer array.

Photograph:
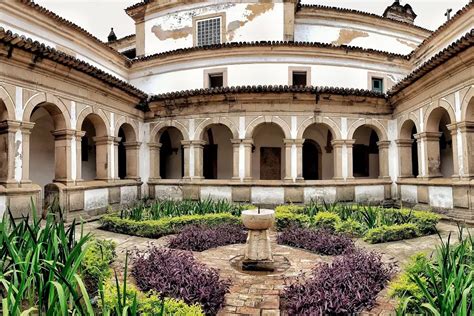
[[275, 211, 311, 231], [81, 238, 116, 294], [278, 226, 354, 255], [168, 224, 247, 251], [275, 205, 305, 214], [281, 249, 394, 314], [364, 223, 419, 244], [335, 218, 366, 238], [100, 213, 239, 238], [410, 210, 440, 234], [313, 211, 341, 231], [101, 282, 204, 316], [132, 247, 230, 315]]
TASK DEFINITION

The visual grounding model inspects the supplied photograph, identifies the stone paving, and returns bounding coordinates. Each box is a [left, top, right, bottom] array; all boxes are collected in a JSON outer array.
[[78, 221, 472, 316]]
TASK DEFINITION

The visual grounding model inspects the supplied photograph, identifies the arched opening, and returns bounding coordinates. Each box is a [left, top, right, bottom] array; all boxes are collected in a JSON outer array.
[[252, 123, 285, 180], [353, 125, 380, 178], [29, 102, 67, 195], [80, 113, 108, 181], [302, 123, 334, 180], [202, 124, 233, 179], [117, 123, 138, 180], [426, 108, 453, 177], [159, 127, 184, 179], [399, 120, 419, 177], [463, 96, 474, 177], [0, 100, 11, 181]]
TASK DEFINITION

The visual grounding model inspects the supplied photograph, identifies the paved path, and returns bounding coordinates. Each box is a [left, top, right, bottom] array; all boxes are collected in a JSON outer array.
[[78, 221, 472, 316]]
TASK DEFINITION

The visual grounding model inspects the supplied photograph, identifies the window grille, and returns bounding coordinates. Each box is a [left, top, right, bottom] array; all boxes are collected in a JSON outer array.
[[196, 17, 221, 46]]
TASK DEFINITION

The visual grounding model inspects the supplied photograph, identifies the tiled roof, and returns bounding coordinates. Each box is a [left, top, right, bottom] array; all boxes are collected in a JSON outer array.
[[410, 1, 474, 57], [132, 40, 409, 64], [296, 3, 432, 33], [149, 85, 387, 102], [389, 29, 474, 95], [18, 0, 130, 62], [125, 0, 149, 12], [108, 34, 136, 45], [0, 28, 147, 100]]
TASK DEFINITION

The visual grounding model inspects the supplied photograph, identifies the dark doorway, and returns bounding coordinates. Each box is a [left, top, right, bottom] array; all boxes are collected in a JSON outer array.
[[353, 144, 369, 177], [411, 126, 419, 177], [118, 128, 126, 179], [303, 140, 320, 180], [260, 147, 281, 180], [204, 144, 218, 179]]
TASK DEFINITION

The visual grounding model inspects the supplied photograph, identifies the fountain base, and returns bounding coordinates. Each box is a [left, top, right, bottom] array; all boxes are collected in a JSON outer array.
[[242, 259, 275, 272]]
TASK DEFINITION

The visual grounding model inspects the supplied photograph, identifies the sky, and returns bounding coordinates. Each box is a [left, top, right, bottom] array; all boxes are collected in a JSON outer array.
[[35, 0, 469, 42]]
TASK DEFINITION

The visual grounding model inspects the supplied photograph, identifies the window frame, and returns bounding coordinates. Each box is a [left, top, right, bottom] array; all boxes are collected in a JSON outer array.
[[367, 72, 392, 93], [193, 13, 226, 47], [288, 66, 312, 86], [203, 68, 228, 88]]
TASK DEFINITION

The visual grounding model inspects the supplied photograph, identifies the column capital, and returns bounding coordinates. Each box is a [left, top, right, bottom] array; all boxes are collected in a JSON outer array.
[[0, 120, 22, 133], [93, 135, 116, 145], [51, 128, 76, 140], [414, 132, 442, 140], [181, 140, 206, 147], [123, 141, 142, 149], [457, 121, 474, 132], [75, 130, 86, 139], [283, 138, 304, 145], [148, 142, 162, 149], [395, 139, 415, 147], [376, 140, 391, 149]]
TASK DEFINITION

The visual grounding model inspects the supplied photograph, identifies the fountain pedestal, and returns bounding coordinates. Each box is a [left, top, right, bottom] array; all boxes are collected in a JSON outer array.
[[241, 209, 275, 271]]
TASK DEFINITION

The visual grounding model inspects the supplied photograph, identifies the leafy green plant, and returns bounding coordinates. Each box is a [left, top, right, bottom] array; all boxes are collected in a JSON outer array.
[[313, 211, 341, 231], [274, 211, 311, 231], [335, 218, 366, 237], [363, 223, 419, 244], [81, 238, 117, 294]]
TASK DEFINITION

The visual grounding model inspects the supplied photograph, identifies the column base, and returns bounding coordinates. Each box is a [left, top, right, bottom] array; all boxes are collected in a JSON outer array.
[[283, 177, 294, 182], [125, 176, 141, 181], [53, 178, 76, 185]]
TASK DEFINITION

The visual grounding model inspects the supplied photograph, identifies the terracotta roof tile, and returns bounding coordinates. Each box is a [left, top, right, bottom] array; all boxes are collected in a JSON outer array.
[[389, 29, 474, 95], [0, 28, 147, 100], [18, 0, 130, 63], [296, 2, 432, 33], [149, 85, 387, 102], [132, 40, 409, 64], [125, 0, 149, 12], [410, 1, 473, 57]]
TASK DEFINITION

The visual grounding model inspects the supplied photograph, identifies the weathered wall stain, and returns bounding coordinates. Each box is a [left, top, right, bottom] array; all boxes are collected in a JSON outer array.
[[151, 24, 192, 40], [396, 38, 418, 49], [331, 29, 369, 46], [228, 3, 274, 41]]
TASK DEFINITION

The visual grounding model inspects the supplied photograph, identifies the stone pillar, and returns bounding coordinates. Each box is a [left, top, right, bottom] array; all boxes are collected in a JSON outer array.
[[93, 136, 115, 181], [51, 129, 75, 184], [231, 139, 241, 180], [345, 139, 355, 179], [148, 142, 162, 180], [75, 131, 86, 182], [192, 140, 205, 180], [20, 122, 34, 185], [447, 123, 460, 179], [113, 137, 121, 180], [242, 139, 253, 181], [0, 120, 21, 187], [295, 139, 304, 181], [415, 132, 442, 178], [396, 139, 415, 178], [283, 139, 294, 181], [458, 121, 474, 178], [377, 140, 391, 179], [181, 140, 192, 179], [331, 140, 345, 180], [123, 141, 141, 180]]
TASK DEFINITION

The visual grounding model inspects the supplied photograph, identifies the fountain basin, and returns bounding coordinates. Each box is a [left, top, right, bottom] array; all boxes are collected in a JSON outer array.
[[241, 209, 274, 230]]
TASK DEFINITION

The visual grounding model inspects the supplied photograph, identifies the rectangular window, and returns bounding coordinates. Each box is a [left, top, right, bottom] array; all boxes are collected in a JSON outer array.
[[196, 17, 221, 46], [292, 71, 307, 86], [208, 73, 224, 88], [371, 77, 384, 93]]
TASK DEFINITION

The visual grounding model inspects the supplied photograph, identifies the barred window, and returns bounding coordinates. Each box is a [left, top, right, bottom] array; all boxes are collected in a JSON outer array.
[[196, 17, 221, 46]]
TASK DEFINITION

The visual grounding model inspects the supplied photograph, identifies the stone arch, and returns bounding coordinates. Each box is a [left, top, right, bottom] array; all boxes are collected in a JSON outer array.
[[347, 118, 388, 140], [461, 86, 474, 121], [245, 116, 291, 139], [399, 117, 419, 139], [23, 92, 70, 130], [151, 120, 189, 142], [297, 116, 342, 139], [114, 116, 139, 139], [0, 85, 16, 120], [76, 107, 110, 136], [195, 117, 239, 140], [423, 100, 456, 132]]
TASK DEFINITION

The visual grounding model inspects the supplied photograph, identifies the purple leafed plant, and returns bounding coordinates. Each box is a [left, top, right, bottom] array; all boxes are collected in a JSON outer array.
[[167, 224, 247, 252], [277, 226, 355, 255], [131, 247, 230, 315], [281, 249, 394, 315]]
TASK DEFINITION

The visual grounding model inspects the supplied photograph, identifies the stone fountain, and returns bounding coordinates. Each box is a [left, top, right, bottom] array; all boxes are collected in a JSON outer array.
[[241, 207, 275, 271]]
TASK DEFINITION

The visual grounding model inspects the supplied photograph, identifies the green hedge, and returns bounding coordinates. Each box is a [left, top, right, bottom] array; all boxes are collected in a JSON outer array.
[[100, 213, 240, 238], [335, 219, 366, 238], [313, 211, 341, 231], [275, 211, 311, 231], [101, 282, 204, 316], [364, 223, 419, 244]]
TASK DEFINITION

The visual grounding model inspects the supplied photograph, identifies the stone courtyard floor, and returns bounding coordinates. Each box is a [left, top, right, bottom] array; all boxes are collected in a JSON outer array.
[[78, 221, 472, 316]]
